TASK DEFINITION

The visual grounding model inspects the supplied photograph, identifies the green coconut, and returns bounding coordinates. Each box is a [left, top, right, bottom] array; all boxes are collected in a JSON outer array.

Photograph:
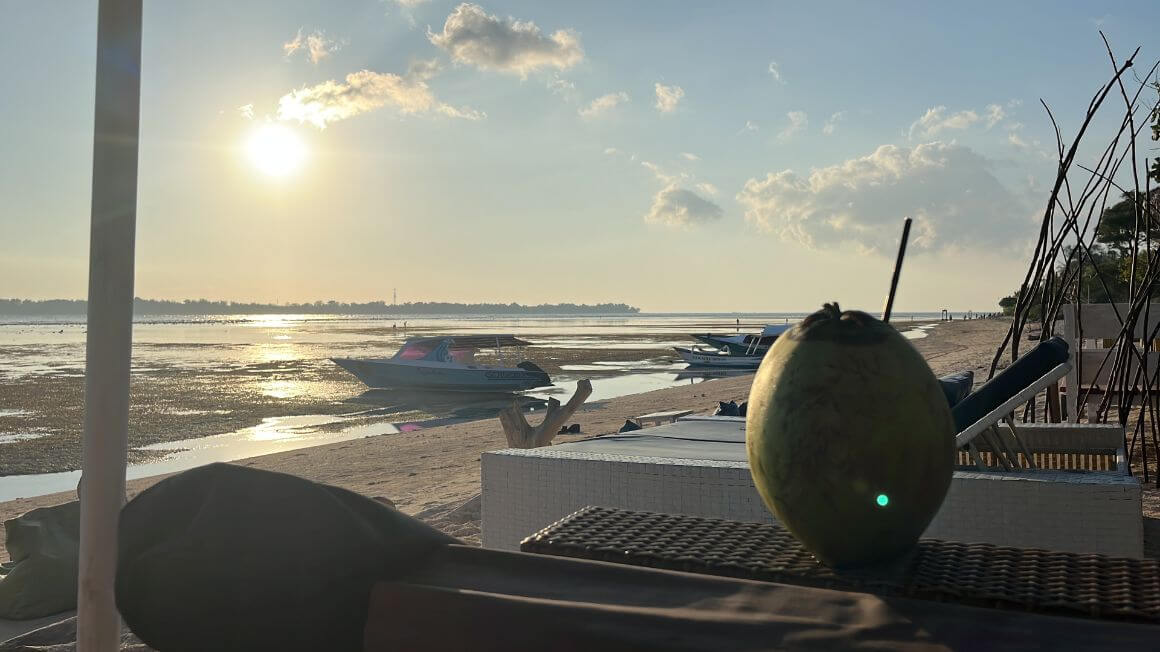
[[746, 302, 955, 568]]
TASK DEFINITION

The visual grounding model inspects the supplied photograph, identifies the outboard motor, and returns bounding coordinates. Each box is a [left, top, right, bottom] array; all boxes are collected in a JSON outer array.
[[516, 360, 552, 386]]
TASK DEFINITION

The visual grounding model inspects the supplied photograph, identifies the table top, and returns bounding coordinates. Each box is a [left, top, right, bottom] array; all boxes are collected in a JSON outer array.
[[521, 506, 1160, 624]]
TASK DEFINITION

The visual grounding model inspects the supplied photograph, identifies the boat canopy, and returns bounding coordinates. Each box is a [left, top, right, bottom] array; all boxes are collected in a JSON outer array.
[[394, 335, 533, 361], [760, 324, 794, 337]]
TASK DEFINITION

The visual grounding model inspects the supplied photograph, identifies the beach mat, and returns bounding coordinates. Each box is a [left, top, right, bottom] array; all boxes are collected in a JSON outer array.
[[0, 502, 80, 620], [115, 463, 455, 652]]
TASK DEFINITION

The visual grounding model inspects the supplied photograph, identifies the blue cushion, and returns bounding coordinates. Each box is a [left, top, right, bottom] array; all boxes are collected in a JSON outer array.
[[950, 336, 1069, 434], [938, 371, 974, 408]]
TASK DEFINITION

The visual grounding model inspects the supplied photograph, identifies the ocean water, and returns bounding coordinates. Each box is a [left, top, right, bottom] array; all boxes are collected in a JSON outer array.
[[0, 312, 946, 499]]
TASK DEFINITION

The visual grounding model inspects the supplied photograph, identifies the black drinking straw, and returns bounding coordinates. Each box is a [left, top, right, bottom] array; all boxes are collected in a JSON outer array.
[[882, 218, 912, 323]]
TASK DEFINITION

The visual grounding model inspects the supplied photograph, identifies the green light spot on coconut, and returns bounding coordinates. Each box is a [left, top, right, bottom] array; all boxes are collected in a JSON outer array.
[[876, 494, 889, 507]]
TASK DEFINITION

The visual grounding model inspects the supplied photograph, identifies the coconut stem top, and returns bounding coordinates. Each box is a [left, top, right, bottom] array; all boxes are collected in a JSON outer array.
[[792, 302, 891, 343]]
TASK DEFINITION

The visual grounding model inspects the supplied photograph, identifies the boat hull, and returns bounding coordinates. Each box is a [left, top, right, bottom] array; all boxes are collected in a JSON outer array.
[[673, 347, 763, 369], [331, 358, 552, 391]]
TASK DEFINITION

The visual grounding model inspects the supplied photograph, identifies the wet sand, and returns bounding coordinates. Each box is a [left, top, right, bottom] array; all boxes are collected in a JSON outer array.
[[0, 318, 1019, 558], [0, 340, 682, 476]]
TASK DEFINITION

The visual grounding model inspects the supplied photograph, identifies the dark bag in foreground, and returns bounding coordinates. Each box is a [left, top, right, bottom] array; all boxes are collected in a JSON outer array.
[[115, 463, 455, 652]]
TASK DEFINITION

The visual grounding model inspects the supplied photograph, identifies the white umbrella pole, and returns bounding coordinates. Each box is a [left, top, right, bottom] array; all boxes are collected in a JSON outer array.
[[77, 0, 143, 650]]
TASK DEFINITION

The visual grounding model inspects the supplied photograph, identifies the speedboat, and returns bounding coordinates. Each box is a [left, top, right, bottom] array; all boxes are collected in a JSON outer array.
[[331, 335, 552, 391], [673, 346, 763, 369], [691, 323, 792, 355]]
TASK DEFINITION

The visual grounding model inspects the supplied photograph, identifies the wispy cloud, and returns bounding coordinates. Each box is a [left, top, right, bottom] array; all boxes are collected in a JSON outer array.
[[579, 92, 629, 119], [237, 104, 255, 120], [908, 103, 1010, 139], [908, 106, 979, 139], [646, 184, 724, 227], [641, 160, 670, 182], [654, 83, 684, 113], [277, 60, 482, 128], [695, 181, 718, 196], [822, 111, 846, 135], [547, 75, 576, 99], [737, 120, 759, 135], [428, 3, 583, 78], [768, 60, 784, 84], [283, 28, 344, 64], [680, 152, 699, 161], [778, 111, 808, 141], [983, 103, 1005, 129]]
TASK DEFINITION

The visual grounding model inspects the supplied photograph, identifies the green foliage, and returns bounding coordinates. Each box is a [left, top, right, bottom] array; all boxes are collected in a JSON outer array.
[[1095, 191, 1160, 252], [998, 295, 1017, 315]]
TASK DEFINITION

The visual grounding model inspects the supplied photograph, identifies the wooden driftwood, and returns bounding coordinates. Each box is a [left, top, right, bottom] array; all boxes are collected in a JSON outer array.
[[498, 379, 593, 449]]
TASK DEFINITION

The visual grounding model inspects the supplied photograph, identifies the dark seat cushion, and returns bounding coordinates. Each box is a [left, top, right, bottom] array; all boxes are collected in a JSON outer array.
[[950, 336, 1069, 434], [115, 463, 456, 652], [937, 371, 974, 409]]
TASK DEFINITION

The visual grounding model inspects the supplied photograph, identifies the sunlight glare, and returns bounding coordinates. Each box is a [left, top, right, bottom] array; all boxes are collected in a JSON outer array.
[[245, 124, 306, 177]]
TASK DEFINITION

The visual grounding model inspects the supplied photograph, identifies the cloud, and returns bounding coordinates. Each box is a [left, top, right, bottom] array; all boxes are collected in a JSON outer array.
[[641, 160, 670, 182], [604, 147, 619, 155], [428, 3, 583, 77], [737, 120, 759, 135], [984, 103, 1005, 129], [680, 152, 699, 161], [654, 83, 684, 113], [822, 111, 846, 135], [695, 181, 718, 195], [908, 106, 979, 138], [547, 75, 575, 98], [394, 0, 430, 6], [778, 111, 808, 141], [283, 29, 344, 64], [277, 62, 483, 128], [908, 103, 1013, 139], [768, 60, 784, 84], [646, 184, 724, 227], [237, 104, 255, 120], [579, 92, 629, 119], [736, 141, 1029, 252]]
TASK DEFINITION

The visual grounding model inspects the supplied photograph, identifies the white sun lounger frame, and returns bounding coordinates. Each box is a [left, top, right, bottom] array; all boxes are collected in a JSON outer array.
[[954, 362, 1072, 471]]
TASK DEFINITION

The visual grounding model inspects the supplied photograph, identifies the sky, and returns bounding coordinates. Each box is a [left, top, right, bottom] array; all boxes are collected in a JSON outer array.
[[2, 1, 1159, 313]]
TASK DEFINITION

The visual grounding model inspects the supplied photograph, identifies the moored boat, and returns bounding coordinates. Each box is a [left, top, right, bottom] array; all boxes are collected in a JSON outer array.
[[673, 346, 764, 369], [691, 323, 792, 355], [332, 335, 552, 391]]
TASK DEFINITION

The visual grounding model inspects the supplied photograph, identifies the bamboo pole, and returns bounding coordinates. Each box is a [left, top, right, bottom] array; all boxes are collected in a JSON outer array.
[[881, 217, 911, 323], [77, 1, 143, 650]]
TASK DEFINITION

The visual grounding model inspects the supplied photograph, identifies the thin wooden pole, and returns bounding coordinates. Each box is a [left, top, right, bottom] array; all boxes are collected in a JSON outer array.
[[78, 1, 143, 650], [882, 218, 912, 323]]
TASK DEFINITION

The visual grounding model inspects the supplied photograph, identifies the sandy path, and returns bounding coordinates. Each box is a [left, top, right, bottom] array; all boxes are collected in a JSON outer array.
[[0, 319, 1020, 557]]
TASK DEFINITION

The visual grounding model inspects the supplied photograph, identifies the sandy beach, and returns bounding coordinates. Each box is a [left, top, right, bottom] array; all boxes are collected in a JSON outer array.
[[0, 317, 1042, 560]]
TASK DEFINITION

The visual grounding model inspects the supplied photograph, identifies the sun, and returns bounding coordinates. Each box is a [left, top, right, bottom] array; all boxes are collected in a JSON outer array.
[[245, 123, 306, 177]]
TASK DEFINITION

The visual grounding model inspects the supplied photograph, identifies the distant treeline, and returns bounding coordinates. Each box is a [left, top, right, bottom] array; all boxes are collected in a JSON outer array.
[[0, 298, 641, 316]]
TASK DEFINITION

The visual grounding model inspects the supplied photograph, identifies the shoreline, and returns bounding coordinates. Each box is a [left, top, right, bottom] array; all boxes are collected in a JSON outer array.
[[0, 318, 1008, 557], [0, 319, 946, 478]]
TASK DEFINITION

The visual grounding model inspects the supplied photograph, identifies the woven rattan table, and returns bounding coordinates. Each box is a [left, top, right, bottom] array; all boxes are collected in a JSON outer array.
[[520, 506, 1160, 624]]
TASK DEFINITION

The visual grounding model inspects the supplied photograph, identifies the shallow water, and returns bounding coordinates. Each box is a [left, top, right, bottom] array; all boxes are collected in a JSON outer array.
[[0, 313, 943, 498]]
